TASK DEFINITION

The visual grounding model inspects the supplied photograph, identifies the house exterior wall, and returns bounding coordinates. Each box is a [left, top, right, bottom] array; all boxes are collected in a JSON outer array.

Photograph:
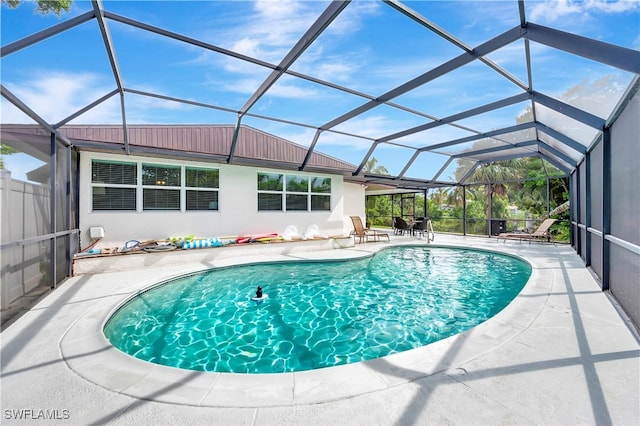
[[79, 152, 363, 248], [343, 182, 366, 230]]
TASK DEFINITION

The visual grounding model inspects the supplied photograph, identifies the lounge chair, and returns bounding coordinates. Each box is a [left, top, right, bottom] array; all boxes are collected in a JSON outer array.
[[350, 216, 390, 244], [497, 219, 556, 244]]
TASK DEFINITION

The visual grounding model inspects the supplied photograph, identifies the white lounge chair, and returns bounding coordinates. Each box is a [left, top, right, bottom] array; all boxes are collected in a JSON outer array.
[[497, 219, 556, 244]]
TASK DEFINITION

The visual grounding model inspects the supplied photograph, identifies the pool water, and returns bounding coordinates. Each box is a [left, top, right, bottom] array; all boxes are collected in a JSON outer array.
[[104, 246, 531, 373]]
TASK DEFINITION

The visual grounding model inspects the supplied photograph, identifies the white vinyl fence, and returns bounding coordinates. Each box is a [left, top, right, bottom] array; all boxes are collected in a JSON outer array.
[[1, 170, 51, 310]]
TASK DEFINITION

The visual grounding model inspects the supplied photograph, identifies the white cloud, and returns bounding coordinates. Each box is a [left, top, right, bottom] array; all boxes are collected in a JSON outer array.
[[221, 77, 319, 99], [314, 60, 358, 83], [266, 81, 319, 98], [584, 0, 640, 14], [215, 78, 262, 96], [226, 0, 324, 64], [458, 1, 521, 32], [528, 0, 639, 23], [486, 41, 527, 68], [231, 37, 264, 59], [197, 1, 381, 96], [4, 71, 121, 124], [529, 0, 583, 22], [322, 1, 381, 36], [1, 71, 207, 125], [559, 74, 629, 118], [322, 115, 410, 148]]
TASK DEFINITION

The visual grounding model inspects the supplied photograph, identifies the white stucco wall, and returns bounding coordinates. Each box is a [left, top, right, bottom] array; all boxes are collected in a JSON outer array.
[[79, 152, 365, 248], [342, 181, 366, 229]]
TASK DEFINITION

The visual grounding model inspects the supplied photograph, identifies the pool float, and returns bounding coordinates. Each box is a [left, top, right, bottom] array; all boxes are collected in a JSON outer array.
[[251, 294, 269, 301], [236, 232, 278, 244], [181, 238, 222, 249]]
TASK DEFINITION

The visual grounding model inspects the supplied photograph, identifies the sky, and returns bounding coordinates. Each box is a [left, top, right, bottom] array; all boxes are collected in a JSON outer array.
[[1, 0, 639, 182]]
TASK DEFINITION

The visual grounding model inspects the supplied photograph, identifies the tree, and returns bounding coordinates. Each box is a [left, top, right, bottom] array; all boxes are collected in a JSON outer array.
[[363, 157, 393, 226], [365, 194, 392, 227], [0, 144, 18, 169], [517, 158, 569, 217], [467, 159, 526, 235], [2, 0, 71, 16], [363, 157, 389, 175], [429, 188, 448, 208]]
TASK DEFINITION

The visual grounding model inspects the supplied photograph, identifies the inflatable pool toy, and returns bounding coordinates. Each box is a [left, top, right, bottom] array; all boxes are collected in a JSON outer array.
[[181, 238, 222, 249], [236, 233, 278, 244], [251, 294, 269, 301]]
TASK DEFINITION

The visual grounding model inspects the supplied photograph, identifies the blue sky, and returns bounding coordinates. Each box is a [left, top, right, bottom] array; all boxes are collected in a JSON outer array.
[[1, 0, 639, 182]]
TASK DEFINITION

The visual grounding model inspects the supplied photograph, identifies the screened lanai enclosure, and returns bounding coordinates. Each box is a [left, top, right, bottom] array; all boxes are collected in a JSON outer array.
[[1, 1, 639, 328]]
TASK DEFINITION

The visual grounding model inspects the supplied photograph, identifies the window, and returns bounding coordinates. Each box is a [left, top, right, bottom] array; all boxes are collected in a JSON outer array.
[[90, 159, 219, 212], [186, 167, 219, 210], [257, 172, 331, 211], [286, 176, 308, 210], [91, 160, 137, 210], [310, 177, 331, 211], [142, 164, 180, 210], [258, 173, 283, 191], [258, 173, 283, 211]]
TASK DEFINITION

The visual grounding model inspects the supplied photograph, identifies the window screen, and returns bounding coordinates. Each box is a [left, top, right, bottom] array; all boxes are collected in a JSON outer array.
[[258, 193, 282, 211], [187, 190, 218, 210], [186, 167, 219, 188], [286, 194, 307, 210], [93, 187, 136, 210], [92, 160, 136, 185], [142, 164, 181, 186], [143, 189, 180, 210], [311, 195, 330, 211], [91, 160, 137, 211]]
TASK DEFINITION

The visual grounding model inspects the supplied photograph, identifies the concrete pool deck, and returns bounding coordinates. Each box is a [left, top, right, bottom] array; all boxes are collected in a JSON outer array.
[[1, 234, 638, 425]]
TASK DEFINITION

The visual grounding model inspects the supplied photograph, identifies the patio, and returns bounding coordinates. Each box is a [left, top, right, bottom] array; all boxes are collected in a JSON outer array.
[[1, 234, 638, 425]]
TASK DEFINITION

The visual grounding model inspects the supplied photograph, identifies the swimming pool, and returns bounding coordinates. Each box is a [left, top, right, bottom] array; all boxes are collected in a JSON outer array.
[[104, 246, 531, 373]]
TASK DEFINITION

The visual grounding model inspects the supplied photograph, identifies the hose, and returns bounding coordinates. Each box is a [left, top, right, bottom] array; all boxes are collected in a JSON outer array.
[[80, 238, 101, 253]]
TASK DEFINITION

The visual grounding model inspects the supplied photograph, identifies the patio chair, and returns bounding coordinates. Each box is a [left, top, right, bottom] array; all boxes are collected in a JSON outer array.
[[497, 218, 557, 244], [393, 216, 411, 235], [350, 216, 390, 244], [412, 219, 426, 237]]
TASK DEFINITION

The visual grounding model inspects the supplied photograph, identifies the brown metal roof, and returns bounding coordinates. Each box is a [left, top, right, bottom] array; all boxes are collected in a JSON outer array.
[[1, 124, 357, 172]]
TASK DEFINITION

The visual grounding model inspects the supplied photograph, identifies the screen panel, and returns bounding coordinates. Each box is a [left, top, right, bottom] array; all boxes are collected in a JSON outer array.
[[589, 141, 603, 231]]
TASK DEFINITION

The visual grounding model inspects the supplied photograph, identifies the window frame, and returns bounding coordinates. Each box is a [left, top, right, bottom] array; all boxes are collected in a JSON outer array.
[[141, 163, 182, 211], [90, 158, 220, 212], [91, 160, 138, 211], [257, 172, 332, 212], [185, 166, 220, 211]]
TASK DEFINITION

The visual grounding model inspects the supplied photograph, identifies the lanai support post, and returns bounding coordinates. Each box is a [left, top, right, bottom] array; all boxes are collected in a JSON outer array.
[[49, 132, 57, 289], [602, 127, 611, 291], [585, 152, 592, 266], [463, 185, 467, 236]]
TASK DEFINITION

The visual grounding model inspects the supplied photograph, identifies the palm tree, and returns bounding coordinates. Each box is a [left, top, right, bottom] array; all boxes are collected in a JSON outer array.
[[363, 157, 389, 175], [430, 187, 448, 208], [468, 160, 526, 235], [445, 186, 463, 209]]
